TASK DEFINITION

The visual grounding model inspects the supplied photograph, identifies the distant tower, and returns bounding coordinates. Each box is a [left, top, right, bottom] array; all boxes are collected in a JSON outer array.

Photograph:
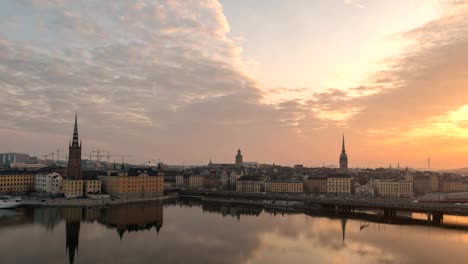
[[235, 149, 243, 167], [67, 113, 82, 179], [339, 134, 348, 170]]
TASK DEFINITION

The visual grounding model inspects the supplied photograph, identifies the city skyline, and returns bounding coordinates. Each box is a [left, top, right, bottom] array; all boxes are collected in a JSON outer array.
[[1, 1, 468, 168]]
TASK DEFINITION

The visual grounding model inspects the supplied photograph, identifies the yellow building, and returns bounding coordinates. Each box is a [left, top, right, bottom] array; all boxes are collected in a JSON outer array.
[[84, 180, 101, 194], [188, 175, 204, 189], [99, 170, 163, 199], [62, 179, 83, 198], [304, 177, 327, 194], [374, 180, 413, 198], [0, 171, 34, 194], [236, 179, 262, 193], [264, 181, 303, 193], [327, 175, 352, 195]]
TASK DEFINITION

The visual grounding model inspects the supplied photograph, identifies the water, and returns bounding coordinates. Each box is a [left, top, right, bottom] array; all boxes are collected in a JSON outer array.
[[1, 201, 468, 264]]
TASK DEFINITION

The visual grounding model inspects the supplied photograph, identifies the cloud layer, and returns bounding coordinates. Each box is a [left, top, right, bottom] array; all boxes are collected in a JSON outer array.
[[1, 0, 468, 168]]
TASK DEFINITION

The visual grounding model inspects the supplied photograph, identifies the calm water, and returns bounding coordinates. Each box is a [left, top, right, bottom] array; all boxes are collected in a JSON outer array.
[[1, 201, 468, 264]]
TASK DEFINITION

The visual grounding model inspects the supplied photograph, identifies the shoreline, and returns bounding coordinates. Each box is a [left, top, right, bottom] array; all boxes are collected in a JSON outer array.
[[20, 195, 178, 208]]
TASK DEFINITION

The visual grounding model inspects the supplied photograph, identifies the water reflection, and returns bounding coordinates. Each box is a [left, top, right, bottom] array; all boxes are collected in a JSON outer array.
[[1, 201, 468, 264]]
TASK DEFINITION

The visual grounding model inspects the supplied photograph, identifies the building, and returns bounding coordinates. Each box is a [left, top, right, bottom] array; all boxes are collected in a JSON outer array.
[[34, 172, 63, 195], [413, 175, 430, 195], [430, 174, 440, 192], [99, 169, 164, 199], [203, 173, 221, 189], [236, 178, 262, 193], [188, 175, 204, 189], [175, 175, 185, 187], [354, 181, 375, 197], [220, 171, 240, 190], [440, 179, 463, 193], [264, 180, 303, 193], [327, 175, 352, 195], [339, 135, 348, 170], [304, 176, 327, 194], [0, 171, 34, 195], [374, 179, 413, 198], [62, 179, 83, 198], [67, 113, 82, 180], [235, 149, 243, 167], [0, 153, 34, 165], [84, 179, 101, 194]]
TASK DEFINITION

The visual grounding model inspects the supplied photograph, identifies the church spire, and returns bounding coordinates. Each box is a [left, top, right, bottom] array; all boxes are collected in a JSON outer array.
[[72, 112, 79, 147], [341, 134, 346, 154]]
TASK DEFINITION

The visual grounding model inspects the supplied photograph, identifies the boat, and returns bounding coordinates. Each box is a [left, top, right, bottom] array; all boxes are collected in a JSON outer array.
[[0, 196, 22, 209]]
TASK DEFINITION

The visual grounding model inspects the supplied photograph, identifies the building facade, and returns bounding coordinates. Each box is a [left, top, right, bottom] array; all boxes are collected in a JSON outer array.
[[99, 171, 164, 199], [374, 180, 413, 198], [34, 172, 63, 194], [304, 177, 327, 194], [264, 181, 303, 193], [62, 179, 83, 198], [413, 175, 430, 195], [188, 175, 204, 189], [84, 180, 101, 194], [0, 171, 34, 194], [236, 179, 262, 193], [327, 175, 352, 195]]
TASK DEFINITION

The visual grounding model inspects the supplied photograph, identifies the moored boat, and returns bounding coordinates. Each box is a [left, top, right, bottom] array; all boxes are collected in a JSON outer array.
[[0, 196, 22, 209]]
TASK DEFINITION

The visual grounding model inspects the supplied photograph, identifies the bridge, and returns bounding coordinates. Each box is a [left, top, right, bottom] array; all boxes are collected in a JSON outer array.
[[181, 189, 468, 224]]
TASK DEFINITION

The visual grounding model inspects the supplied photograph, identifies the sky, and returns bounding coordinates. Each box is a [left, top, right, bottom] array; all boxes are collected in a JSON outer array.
[[1, 0, 468, 169]]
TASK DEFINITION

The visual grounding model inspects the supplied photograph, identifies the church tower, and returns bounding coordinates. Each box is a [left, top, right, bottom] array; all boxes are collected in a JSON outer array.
[[339, 134, 348, 170], [235, 149, 243, 167], [68, 113, 82, 179]]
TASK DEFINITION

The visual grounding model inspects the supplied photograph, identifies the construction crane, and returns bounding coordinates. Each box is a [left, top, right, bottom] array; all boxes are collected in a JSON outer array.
[[42, 152, 55, 161]]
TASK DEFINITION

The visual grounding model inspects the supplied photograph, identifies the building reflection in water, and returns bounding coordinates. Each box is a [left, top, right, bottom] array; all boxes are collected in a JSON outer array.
[[0, 202, 164, 264]]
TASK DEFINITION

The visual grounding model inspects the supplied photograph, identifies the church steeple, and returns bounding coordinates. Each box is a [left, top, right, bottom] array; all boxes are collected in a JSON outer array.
[[341, 134, 346, 154], [71, 112, 80, 148], [68, 112, 82, 179], [339, 134, 348, 170]]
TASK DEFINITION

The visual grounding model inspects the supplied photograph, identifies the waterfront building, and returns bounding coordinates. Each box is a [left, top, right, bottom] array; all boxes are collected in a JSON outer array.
[[354, 181, 375, 197], [67, 113, 82, 180], [175, 175, 185, 187], [413, 175, 430, 195], [374, 179, 413, 198], [34, 172, 63, 195], [304, 176, 327, 194], [99, 169, 164, 199], [188, 175, 204, 189], [430, 174, 440, 192], [327, 175, 352, 195], [440, 179, 463, 193], [62, 179, 83, 198], [236, 178, 262, 193], [203, 173, 221, 189], [339, 135, 348, 170], [0, 170, 34, 195], [83, 179, 101, 194], [264, 180, 303, 193]]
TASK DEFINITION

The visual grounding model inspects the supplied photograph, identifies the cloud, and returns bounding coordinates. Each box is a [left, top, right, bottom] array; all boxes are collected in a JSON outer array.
[[1, 1, 468, 168]]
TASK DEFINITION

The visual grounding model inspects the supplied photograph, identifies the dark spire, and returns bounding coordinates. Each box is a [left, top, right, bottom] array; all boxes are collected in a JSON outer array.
[[341, 134, 346, 154], [72, 112, 79, 147]]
